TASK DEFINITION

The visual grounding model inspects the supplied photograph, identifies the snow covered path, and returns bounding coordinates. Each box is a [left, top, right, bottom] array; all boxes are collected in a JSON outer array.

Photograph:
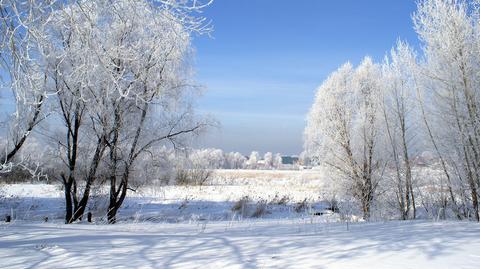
[[1, 220, 479, 268]]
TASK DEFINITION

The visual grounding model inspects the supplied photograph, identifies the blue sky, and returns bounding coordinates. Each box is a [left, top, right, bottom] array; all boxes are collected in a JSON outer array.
[[193, 0, 419, 155]]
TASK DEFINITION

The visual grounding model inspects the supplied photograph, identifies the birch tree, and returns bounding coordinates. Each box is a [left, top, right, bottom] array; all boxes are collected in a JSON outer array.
[[305, 58, 385, 220], [414, 0, 480, 221], [381, 41, 419, 219]]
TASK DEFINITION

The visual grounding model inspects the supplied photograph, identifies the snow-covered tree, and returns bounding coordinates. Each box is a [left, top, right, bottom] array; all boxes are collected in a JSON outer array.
[[263, 152, 274, 169], [41, 0, 211, 223], [190, 148, 225, 169], [305, 58, 386, 220], [274, 153, 283, 169], [225, 152, 247, 169], [0, 0, 57, 172], [247, 151, 260, 169], [381, 41, 420, 219], [414, 0, 480, 221]]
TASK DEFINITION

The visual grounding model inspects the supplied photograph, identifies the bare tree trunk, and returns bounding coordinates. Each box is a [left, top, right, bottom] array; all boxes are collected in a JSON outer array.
[[107, 102, 147, 224], [382, 104, 408, 219], [57, 77, 84, 224], [62, 174, 73, 223], [361, 176, 373, 221], [72, 136, 106, 222], [401, 130, 416, 219], [107, 113, 121, 224], [63, 174, 79, 224]]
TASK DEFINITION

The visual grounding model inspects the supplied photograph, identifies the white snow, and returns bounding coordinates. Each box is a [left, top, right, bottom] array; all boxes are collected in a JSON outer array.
[[1, 171, 479, 268], [0, 170, 331, 223], [1, 220, 479, 268]]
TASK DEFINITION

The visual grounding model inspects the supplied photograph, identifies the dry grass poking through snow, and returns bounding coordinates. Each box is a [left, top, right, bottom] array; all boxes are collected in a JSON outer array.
[[0, 169, 334, 223]]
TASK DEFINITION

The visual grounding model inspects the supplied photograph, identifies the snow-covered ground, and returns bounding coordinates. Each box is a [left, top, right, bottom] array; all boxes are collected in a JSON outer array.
[[1, 170, 479, 268], [1, 220, 479, 268], [0, 169, 332, 223]]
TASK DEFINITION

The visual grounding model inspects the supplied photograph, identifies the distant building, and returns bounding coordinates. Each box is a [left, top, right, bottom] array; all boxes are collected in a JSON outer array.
[[281, 156, 299, 165]]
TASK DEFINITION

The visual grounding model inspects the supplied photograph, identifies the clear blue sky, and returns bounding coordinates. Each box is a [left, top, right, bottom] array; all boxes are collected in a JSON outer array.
[[193, 0, 419, 156]]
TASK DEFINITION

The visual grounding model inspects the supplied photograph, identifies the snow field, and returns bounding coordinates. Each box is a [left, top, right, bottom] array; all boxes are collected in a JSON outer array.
[[0, 220, 479, 268]]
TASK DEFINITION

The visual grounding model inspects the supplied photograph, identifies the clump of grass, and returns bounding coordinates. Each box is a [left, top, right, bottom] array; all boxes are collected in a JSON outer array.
[[232, 196, 250, 217], [251, 200, 269, 218], [175, 168, 212, 186], [270, 193, 290, 206], [294, 198, 308, 213], [232, 196, 249, 211]]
